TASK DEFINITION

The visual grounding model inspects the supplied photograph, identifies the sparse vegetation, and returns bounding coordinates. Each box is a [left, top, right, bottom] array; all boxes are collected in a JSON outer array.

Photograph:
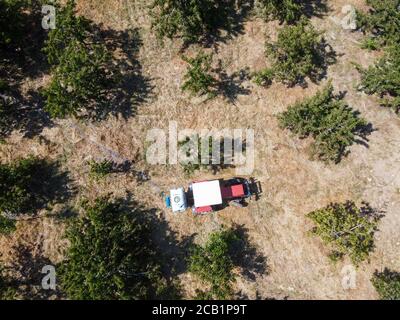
[[178, 135, 235, 175], [254, 19, 332, 86], [59, 197, 174, 300], [371, 268, 400, 300], [88, 160, 114, 180], [357, 0, 400, 49], [357, 45, 400, 115], [307, 201, 381, 265], [0, 265, 17, 300], [188, 227, 238, 299], [278, 82, 369, 163], [182, 52, 217, 97], [178, 136, 209, 175]]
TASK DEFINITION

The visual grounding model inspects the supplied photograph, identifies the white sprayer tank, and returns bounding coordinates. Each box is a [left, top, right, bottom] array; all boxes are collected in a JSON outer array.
[[170, 188, 187, 213]]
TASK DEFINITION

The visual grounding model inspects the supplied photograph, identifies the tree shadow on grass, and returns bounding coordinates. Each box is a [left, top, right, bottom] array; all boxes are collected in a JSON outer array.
[[155, 220, 196, 279], [90, 26, 154, 120], [6, 243, 64, 300], [121, 193, 195, 298], [230, 224, 269, 281], [302, 0, 329, 20], [179, 0, 254, 51], [1, 16, 153, 138], [28, 160, 76, 213], [204, 0, 254, 49], [215, 63, 252, 104], [0, 1, 52, 139], [0, 88, 53, 139]]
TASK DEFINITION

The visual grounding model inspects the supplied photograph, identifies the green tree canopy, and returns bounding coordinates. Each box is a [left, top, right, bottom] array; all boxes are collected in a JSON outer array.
[[371, 268, 400, 300], [149, 0, 237, 44], [59, 197, 173, 300], [357, 0, 400, 49], [357, 45, 400, 115], [188, 228, 239, 299], [254, 19, 332, 86], [43, 0, 91, 65], [0, 157, 52, 215], [0, 156, 70, 235], [43, 0, 117, 119], [0, 214, 16, 235], [278, 82, 369, 163], [256, 0, 304, 24], [307, 201, 381, 265], [43, 40, 112, 118]]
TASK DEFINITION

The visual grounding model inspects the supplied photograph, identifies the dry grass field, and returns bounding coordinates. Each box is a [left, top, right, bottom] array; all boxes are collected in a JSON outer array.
[[0, 0, 399, 299]]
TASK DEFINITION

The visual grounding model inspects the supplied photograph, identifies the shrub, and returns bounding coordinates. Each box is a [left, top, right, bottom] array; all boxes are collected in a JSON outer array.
[[149, 0, 237, 44], [178, 135, 234, 175], [178, 136, 207, 175], [307, 201, 381, 265], [371, 268, 400, 300], [43, 0, 117, 119], [59, 197, 172, 299], [188, 228, 238, 299], [182, 52, 217, 97], [357, 45, 400, 115], [357, 0, 400, 48], [278, 82, 368, 163], [255, 19, 331, 86], [88, 160, 114, 180]]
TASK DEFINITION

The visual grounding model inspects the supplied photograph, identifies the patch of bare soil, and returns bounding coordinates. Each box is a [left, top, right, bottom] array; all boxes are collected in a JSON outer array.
[[1, 0, 399, 300]]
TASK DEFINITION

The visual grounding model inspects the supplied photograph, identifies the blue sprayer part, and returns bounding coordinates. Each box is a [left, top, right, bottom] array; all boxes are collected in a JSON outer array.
[[165, 196, 171, 208]]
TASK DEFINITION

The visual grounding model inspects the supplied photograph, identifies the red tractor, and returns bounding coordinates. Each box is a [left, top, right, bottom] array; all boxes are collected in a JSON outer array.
[[165, 178, 260, 214]]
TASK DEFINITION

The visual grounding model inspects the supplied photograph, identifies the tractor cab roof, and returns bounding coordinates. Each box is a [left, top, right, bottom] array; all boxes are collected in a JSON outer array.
[[192, 180, 223, 208]]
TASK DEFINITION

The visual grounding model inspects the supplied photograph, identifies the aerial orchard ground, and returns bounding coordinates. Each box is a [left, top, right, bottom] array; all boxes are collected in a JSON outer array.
[[0, 0, 399, 300]]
